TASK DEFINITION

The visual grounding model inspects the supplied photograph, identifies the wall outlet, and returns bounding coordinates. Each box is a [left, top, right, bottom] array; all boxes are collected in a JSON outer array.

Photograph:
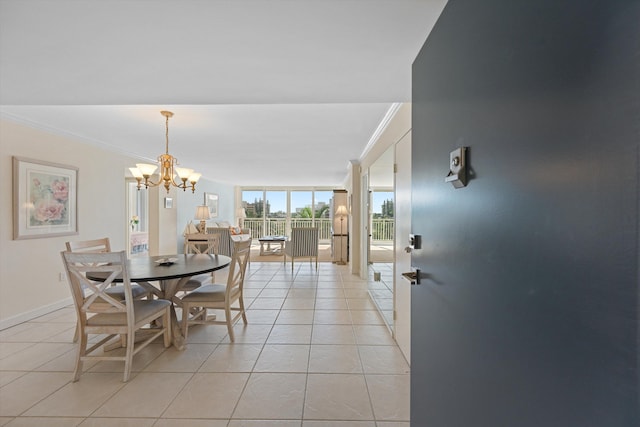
[[58, 272, 65, 282]]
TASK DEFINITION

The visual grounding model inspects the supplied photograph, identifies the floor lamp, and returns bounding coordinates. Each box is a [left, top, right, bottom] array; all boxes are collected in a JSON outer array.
[[335, 205, 348, 265]]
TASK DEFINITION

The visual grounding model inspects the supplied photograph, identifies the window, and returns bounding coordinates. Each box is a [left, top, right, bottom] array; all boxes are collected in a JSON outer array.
[[241, 188, 337, 241]]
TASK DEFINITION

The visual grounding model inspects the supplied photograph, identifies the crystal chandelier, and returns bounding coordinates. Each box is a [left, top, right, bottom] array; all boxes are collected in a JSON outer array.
[[129, 111, 201, 193]]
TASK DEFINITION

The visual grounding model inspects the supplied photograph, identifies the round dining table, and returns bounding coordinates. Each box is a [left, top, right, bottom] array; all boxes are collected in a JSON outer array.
[[87, 253, 231, 350]]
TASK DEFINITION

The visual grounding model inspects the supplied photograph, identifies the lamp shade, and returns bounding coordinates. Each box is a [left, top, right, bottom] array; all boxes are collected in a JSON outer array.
[[335, 205, 348, 216], [237, 208, 247, 218], [194, 205, 210, 221]]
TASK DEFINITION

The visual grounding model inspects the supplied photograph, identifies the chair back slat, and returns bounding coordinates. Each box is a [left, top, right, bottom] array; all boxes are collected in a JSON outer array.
[[65, 237, 111, 253], [226, 238, 251, 295], [205, 227, 233, 256], [61, 251, 132, 315], [184, 234, 220, 255], [290, 227, 319, 256]]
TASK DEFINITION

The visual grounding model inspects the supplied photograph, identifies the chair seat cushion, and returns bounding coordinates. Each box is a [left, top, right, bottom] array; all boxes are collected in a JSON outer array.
[[105, 284, 148, 299], [180, 284, 236, 303], [87, 299, 170, 326], [182, 274, 211, 291]]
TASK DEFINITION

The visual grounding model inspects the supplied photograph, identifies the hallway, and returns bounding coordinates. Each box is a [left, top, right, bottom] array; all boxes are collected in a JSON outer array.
[[0, 262, 409, 426]]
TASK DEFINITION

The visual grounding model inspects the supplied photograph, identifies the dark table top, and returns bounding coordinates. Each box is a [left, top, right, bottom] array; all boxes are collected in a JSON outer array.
[[87, 254, 231, 282], [258, 236, 286, 242]]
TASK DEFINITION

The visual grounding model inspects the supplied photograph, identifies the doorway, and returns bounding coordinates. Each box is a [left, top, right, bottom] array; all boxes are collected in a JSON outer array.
[[126, 180, 149, 257]]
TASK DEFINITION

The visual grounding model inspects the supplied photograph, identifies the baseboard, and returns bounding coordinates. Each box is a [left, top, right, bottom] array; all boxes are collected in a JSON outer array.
[[0, 297, 73, 331]]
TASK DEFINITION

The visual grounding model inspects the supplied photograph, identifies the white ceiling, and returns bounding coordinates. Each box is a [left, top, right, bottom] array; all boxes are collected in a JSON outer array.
[[0, 0, 447, 186]]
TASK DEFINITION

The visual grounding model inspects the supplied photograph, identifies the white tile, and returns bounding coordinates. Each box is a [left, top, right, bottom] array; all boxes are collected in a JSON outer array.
[[267, 325, 312, 344], [233, 373, 306, 419], [93, 372, 192, 417], [313, 310, 352, 325], [314, 299, 349, 310], [282, 298, 316, 310], [375, 422, 410, 427], [311, 325, 356, 345], [222, 324, 272, 344], [0, 371, 25, 388], [153, 420, 227, 427], [229, 421, 301, 427], [78, 418, 155, 426], [248, 298, 285, 310], [353, 325, 395, 345], [315, 289, 345, 298], [199, 344, 262, 372], [163, 372, 249, 418], [304, 374, 374, 420], [0, 372, 71, 416], [308, 345, 362, 374], [258, 288, 291, 298], [143, 344, 215, 372], [346, 299, 377, 310], [350, 310, 385, 325], [358, 346, 410, 374], [366, 374, 410, 421], [254, 344, 310, 372], [23, 373, 125, 417], [87, 343, 166, 375], [0, 342, 75, 371], [276, 310, 315, 325], [184, 324, 229, 344], [4, 417, 83, 426], [303, 422, 375, 427], [0, 342, 36, 360], [244, 309, 280, 324]]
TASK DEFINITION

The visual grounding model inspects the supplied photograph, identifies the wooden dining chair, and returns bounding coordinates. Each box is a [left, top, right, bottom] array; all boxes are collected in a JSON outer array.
[[182, 233, 221, 293], [65, 238, 152, 342], [61, 250, 172, 382], [179, 238, 251, 342]]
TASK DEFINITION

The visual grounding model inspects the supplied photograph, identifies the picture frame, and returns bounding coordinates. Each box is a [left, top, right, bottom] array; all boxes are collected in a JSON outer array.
[[205, 192, 218, 218], [13, 156, 78, 240]]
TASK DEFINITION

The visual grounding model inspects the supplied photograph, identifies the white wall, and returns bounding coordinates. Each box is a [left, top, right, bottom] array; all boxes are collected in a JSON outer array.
[[345, 103, 412, 277], [0, 119, 235, 328]]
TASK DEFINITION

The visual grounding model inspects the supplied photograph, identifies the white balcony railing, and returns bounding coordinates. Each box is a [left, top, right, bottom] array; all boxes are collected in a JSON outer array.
[[243, 217, 394, 243]]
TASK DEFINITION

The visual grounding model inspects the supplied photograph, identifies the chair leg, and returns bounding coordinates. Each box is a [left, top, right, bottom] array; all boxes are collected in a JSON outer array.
[[239, 296, 247, 324], [123, 332, 135, 382], [163, 308, 171, 348], [72, 323, 79, 343], [181, 302, 190, 341], [225, 304, 235, 342], [72, 332, 87, 382]]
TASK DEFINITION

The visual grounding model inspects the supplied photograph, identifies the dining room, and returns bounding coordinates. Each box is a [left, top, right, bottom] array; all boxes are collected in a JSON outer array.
[[0, 110, 410, 426]]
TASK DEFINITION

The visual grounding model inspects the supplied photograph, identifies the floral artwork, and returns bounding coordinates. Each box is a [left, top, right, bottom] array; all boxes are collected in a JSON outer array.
[[29, 173, 70, 226], [13, 157, 78, 239], [130, 215, 139, 230]]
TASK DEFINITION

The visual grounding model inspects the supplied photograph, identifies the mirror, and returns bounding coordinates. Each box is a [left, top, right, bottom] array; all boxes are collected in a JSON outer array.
[[367, 145, 395, 330]]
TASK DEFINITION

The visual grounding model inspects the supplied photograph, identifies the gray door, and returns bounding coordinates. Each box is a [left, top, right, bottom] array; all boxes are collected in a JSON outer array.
[[410, 1, 639, 426]]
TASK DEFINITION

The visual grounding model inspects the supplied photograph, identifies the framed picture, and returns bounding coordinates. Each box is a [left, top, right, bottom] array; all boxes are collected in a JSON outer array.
[[13, 157, 78, 240], [205, 192, 218, 217]]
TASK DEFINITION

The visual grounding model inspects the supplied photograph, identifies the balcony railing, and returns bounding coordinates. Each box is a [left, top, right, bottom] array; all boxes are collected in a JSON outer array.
[[243, 217, 395, 242]]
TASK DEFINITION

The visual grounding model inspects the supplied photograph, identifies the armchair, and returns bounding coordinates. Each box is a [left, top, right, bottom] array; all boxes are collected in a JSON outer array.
[[284, 227, 319, 272]]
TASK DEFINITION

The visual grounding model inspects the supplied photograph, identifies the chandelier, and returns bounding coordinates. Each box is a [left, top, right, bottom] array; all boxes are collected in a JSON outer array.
[[129, 110, 201, 193]]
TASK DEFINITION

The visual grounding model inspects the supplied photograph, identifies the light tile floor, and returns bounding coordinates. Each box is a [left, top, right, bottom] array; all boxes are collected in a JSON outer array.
[[0, 262, 409, 426]]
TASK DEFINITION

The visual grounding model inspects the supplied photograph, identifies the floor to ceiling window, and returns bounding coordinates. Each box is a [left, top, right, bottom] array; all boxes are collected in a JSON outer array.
[[241, 188, 335, 241]]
